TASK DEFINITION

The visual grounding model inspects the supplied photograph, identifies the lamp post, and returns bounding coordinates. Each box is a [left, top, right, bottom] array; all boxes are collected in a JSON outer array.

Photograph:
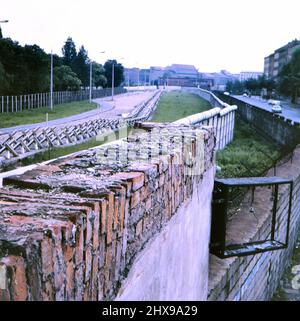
[[111, 62, 115, 101], [0, 20, 9, 39], [89, 60, 93, 103], [89, 51, 105, 103], [111, 57, 124, 101], [50, 50, 53, 110]]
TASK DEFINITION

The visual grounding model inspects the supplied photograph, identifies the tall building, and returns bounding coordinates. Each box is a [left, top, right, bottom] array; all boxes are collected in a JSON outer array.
[[264, 39, 300, 79]]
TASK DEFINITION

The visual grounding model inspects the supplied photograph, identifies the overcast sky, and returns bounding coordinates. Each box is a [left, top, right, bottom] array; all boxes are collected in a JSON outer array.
[[1, 0, 299, 73]]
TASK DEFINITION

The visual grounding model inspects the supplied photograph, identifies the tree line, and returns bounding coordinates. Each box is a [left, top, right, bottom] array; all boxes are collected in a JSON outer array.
[[0, 35, 124, 96], [226, 48, 300, 103], [226, 75, 276, 98]]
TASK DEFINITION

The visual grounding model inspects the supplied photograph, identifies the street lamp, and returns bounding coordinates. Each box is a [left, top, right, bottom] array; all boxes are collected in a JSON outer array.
[[89, 51, 105, 103], [0, 20, 9, 38], [111, 57, 124, 101], [50, 50, 53, 110]]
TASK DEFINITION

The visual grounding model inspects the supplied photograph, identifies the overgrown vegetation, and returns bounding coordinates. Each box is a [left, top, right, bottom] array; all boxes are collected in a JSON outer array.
[[216, 116, 281, 178], [151, 91, 211, 122], [0, 100, 97, 128]]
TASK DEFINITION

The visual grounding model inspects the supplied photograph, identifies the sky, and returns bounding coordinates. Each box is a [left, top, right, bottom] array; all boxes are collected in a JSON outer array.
[[1, 0, 299, 73]]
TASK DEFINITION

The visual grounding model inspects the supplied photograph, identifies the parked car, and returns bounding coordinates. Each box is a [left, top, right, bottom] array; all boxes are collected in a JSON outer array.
[[272, 104, 282, 113], [223, 91, 230, 96]]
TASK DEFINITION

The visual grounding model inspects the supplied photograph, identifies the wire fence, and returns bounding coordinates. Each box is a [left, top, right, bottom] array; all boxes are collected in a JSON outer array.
[[0, 87, 126, 113]]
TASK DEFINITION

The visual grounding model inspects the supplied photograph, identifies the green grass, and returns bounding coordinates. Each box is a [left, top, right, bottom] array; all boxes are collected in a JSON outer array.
[[216, 117, 282, 178], [151, 91, 211, 122], [0, 100, 98, 128], [20, 138, 105, 167]]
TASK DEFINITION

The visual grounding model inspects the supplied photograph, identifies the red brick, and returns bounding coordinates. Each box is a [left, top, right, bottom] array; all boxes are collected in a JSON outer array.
[[131, 190, 141, 208], [136, 219, 143, 236], [106, 193, 114, 244], [111, 172, 145, 191], [101, 200, 107, 235], [0, 256, 28, 301]]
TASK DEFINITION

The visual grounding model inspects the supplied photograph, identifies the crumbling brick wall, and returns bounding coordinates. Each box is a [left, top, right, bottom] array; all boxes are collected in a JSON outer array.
[[0, 123, 215, 301]]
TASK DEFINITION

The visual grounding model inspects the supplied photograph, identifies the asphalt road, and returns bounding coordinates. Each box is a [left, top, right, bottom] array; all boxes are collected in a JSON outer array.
[[232, 95, 300, 123], [0, 91, 157, 134], [0, 99, 113, 134]]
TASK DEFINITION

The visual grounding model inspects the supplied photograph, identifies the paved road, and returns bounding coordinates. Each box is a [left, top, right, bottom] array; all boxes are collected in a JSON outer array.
[[0, 100, 112, 134], [0, 91, 157, 134], [232, 95, 300, 123]]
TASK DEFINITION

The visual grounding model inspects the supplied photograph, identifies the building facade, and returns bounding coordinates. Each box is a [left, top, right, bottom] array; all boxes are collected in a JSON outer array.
[[264, 39, 300, 79], [239, 71, 263, 82]]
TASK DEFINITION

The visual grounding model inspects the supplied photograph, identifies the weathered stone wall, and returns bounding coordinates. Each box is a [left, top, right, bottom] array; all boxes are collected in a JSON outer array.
[[0, 122, 215, 301], [208, 147, 300, 301]]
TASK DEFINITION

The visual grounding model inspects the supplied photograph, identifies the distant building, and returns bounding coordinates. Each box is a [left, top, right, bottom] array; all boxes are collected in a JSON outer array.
[[264, 39, 300, 79], [139, 69, 150, 85], [159, 64, 200, 87], [239, 71, 263, 82], [124, 68, 141, 86], [149, 66, 165, 85], [125, 64, 200, 87], [200, 70, 239, 91]]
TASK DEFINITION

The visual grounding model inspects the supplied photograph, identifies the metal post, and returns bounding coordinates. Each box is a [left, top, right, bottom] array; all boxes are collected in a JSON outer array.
[[50, 51, 53, 110], [112, 63, 114, 101], [89, 61, 92, 103]]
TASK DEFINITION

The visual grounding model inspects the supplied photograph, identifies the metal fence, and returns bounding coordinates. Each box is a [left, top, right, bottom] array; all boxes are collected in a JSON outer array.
[[0, 87, 127, 113]]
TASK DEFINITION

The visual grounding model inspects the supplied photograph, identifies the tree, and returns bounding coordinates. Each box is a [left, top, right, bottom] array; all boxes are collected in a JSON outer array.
[[22, 44, 49, 93], [92, 62, 107, 88], [0, 60, 10, 93], [278, 48, 300, 103], [62, 37, 77, 67], [53, 65, 81, 91], [104, 60, 124, 88], [244, 78, 259, 94], [72, 45, 89, 88], [226, 80, 244, 94]]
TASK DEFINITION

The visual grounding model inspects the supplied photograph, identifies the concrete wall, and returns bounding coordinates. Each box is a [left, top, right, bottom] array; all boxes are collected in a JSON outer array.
[[116, 167, 214, 301], [208, 146, 300, 301], [218, 94, 300, 148]]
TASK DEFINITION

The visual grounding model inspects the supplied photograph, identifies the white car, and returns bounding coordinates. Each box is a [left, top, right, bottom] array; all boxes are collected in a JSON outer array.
[[272, 104, 282, 113], [268, 99, 281, 105]]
